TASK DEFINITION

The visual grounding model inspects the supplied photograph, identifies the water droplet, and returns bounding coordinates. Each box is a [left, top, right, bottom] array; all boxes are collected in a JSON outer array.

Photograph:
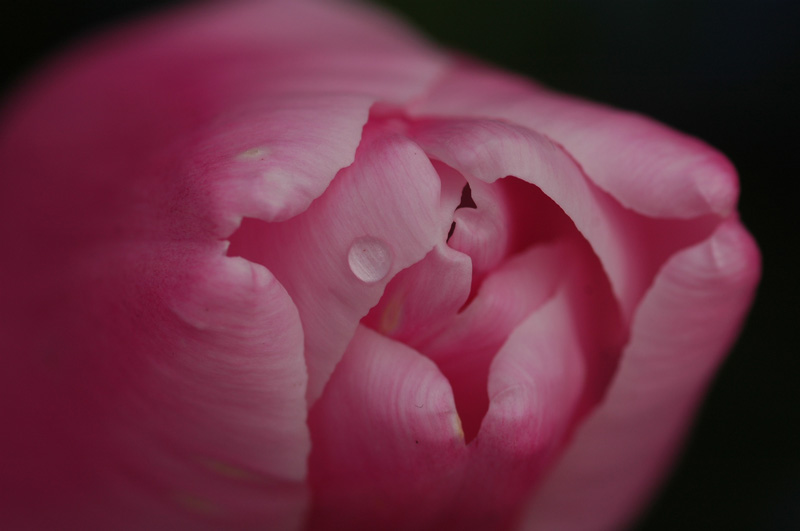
[[348, 236, 392, 283]]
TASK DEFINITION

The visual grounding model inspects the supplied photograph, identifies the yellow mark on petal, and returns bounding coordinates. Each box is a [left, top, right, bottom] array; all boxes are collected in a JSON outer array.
[[380, 296, 403, 334], [452, 412, 465, 442], [237, 146, 270, 160]]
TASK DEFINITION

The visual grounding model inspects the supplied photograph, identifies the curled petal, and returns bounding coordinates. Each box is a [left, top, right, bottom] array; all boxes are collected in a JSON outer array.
[[409, 117, 647, 318], [363, 242, 473, 347], [0, 0, 448, 238], [407, 61, 738, 218], [1, 243, 310, 529], [421, 241, 575, 444], [447, 177, 512, 288], [458, 288, 587, 530], [308, 326, 468, 530], [227, 126, 446, 404], [521, 219, 760, 531]]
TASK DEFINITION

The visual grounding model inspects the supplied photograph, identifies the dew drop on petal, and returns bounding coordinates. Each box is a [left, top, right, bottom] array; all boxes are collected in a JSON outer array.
[[348, 236, 393, 283]]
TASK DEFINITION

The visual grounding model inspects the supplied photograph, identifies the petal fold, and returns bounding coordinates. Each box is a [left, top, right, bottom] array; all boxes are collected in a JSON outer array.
[[227, 126, 445, 404], [308, 326, 468, 530], [1, 243, 310, 530], [409, 117, 647, 318], [363, 242, 472, 348], [521, 219, 760, 531], [420, 241, 575, 444], [408, 61, 738, 218]]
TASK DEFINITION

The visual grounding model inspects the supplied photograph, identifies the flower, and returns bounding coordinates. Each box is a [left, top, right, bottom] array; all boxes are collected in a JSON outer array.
[[0, 0, 760, 530]]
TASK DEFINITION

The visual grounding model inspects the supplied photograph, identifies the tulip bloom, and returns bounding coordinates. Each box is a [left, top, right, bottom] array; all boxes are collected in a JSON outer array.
[[0, 1, 759, 530]]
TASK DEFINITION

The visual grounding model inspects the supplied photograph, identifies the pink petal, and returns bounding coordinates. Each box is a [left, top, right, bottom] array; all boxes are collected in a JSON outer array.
[[409, 118, 649, 318], [1, 0, 448, 238], [521, 219, 760, 531], [420, 241, 577, 443], [461, 289, 588, 530], [227, 125, 447, 404], [424, 235, 623, 530], [1, 244, 309, 529], [407, 60, 738, 218], [447, 176, 512, 291], [362, 242, 473, 348], [307, 326, 468, 530], [0, 0, 449, 526]]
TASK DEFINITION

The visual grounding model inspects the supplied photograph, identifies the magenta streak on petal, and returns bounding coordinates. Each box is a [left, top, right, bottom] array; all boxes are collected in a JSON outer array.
[[226, 125, 446, 405], [407, 61, 738, 219], [521, 219, 760, 531]]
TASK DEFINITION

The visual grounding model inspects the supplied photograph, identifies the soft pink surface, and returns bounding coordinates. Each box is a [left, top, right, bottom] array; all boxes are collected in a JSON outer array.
[[0, 0, 446, 528], [407, 60, 740, 219], [0, 1, 759, 530], [522, 219, 760, 531]]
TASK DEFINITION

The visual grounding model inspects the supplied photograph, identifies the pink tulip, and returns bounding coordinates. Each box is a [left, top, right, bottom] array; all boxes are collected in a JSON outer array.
[[0, 1, 760, 530]]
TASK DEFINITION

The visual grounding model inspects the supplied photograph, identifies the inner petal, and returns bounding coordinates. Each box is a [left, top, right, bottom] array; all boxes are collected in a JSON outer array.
[[362, 242, 472, 348], [420, 240, 577, 443], [226, 123, 446, 404], [360, 153, 614, 444], [446, 176, 511, 296]]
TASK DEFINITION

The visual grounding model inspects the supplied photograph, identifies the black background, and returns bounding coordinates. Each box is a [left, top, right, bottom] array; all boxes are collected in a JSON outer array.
[[2, 1, 798, 529]]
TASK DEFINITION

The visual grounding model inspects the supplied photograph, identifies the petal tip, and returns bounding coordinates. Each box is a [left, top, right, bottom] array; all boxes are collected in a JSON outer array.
[[693, 152, 740, 217], [707, 219, 762, 288]]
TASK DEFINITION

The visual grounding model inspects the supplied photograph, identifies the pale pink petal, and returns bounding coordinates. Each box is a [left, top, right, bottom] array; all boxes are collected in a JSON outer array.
[[421, 241, 576, 442], [307, 326, 468, 530], [447, 176, 512, 290], [1, 243, 309, 529], [409, 117, 649, 317], [459, 289, 588, 530], [362, 242, 472, 348], [407, 61, 738, 218], [227, 125, 446, 404], [0, 1, 449, 525], [521, 219, 760, 531], [0, 0, 448, 238], [435, 159, 471, 217], [420, 234, 623, 530]]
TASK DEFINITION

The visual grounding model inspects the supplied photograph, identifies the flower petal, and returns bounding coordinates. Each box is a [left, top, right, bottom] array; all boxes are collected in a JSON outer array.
[[459, 288, 588, 530], [447, 176, 512, 291], [362, 242, 472, 348], [409, 117, 649, 318], [421, 240, 576, 443], [227, 125, 446, 404], [307, 325, 468, 530], [0, 1, 451, 524], [421, 233, 623, 530], [521, 219, 760, 531], [1, 242, 309, 529], [0, 0, 448, 238], [408, 61, 738, 218]]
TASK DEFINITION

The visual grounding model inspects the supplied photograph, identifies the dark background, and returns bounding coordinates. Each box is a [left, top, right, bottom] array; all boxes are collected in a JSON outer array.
[[2, 1, 798, 529]]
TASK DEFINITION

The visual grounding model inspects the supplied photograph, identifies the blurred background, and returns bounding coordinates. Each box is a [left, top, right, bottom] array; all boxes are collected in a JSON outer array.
[[2, 0, 798, 529]]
